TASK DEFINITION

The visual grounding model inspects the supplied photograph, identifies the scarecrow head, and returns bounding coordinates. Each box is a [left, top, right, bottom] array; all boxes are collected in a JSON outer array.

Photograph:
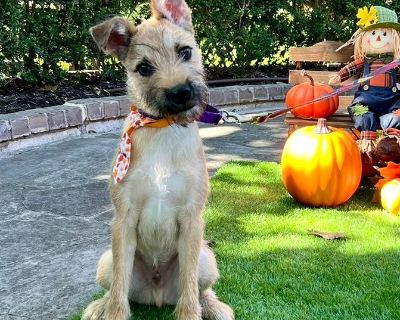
[[353, 6, 400, 59]]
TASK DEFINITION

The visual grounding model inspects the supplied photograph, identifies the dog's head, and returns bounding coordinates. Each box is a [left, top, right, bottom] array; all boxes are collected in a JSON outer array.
[[90, 0, 207, 124]]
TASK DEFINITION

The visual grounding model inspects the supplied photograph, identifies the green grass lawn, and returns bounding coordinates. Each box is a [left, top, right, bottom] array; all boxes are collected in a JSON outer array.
[[72, 161, 400, 320]]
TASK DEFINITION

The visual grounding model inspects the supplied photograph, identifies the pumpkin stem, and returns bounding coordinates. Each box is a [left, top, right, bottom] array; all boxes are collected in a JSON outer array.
[[315, 118, 331, 134], [300, 69, 315, 86]]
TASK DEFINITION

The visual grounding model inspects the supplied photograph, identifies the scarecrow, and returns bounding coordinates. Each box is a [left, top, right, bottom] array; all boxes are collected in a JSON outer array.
[[330, 5, 400, 175]]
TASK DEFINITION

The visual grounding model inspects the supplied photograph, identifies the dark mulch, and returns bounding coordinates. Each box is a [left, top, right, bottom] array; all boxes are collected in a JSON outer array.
[[0, 78, 127, 114]]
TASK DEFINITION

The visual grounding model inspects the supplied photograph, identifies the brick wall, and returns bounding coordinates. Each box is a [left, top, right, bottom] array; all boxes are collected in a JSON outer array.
[[0, 83, 291, 143]]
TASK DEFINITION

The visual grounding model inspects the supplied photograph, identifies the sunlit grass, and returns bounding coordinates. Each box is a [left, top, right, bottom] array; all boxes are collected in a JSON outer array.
[[71, 161, 400, 320]]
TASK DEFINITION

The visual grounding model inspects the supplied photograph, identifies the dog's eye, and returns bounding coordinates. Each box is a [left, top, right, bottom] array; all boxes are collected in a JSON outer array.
[[383, 32, 387, 36], [178, 47, 192, 61], [136, 62, 154, 77], [372, 31, 376, 36]]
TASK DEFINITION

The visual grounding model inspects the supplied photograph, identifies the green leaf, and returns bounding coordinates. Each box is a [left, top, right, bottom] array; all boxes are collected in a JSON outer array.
[[353, 103, 369, 116]]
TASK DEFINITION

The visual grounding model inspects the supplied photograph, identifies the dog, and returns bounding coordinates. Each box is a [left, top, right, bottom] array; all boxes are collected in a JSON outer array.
[[82, 1, 234, 319]]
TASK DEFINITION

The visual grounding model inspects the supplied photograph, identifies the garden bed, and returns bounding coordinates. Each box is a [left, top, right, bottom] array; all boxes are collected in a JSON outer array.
[[0, 78, 126, 114]]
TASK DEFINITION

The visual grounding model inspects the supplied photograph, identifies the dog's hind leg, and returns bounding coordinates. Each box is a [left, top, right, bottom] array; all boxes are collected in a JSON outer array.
[[96, 249, 112, 290], [200, 289, 235, 320], [199, 245, 235, 320], [93, 248, 155, 303]]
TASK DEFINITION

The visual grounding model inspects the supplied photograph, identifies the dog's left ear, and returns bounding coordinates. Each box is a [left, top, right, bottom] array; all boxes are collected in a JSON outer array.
[[151, 0, 193, 33]]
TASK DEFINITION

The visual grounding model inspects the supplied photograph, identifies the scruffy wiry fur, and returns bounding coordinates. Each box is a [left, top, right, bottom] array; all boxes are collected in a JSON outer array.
[[125, 18, 208, 124], [82, 1, 234, 320]]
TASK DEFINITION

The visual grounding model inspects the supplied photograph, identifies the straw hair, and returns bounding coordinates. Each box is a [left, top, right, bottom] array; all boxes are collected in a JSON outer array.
[[354, 29, 400, 59], [394, 30, 400, 59]]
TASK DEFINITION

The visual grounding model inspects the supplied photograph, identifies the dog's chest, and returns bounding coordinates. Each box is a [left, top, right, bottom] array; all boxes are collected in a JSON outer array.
[[124, 124, 206, 264]]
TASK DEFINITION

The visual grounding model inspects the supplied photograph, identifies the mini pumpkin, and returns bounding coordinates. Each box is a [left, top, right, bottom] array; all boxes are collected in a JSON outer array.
[[281, 118, 362, 207], [381, 178, 400, 215], [285, 72, 339, 119]]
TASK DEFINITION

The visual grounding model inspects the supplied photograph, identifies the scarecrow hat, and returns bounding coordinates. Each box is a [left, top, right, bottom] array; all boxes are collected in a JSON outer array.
[[357, 5, 400, 31]]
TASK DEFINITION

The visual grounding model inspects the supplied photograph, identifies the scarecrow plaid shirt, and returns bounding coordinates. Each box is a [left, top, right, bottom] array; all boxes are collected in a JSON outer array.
[[338, 58, 400, 87]]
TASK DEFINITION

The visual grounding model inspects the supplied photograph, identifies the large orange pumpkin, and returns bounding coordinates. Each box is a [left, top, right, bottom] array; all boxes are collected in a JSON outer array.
[[281, 118, 362, 207], [381, 179, 400, 215], [286, 72, 339, 119]]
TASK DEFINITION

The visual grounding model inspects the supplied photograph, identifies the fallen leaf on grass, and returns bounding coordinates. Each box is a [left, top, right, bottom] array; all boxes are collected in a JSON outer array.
[[309, 230, 346, 240]]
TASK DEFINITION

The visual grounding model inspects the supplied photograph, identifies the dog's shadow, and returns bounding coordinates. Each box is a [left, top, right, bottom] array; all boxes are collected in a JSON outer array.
[[129, 303, 175, 319]]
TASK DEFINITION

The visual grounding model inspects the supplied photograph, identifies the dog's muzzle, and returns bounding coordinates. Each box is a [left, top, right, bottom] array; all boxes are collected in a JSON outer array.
[[165, 83, 197, 113]]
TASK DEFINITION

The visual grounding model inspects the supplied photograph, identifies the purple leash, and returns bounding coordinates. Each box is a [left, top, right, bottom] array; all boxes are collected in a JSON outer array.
[[198, 104, 223, 125]]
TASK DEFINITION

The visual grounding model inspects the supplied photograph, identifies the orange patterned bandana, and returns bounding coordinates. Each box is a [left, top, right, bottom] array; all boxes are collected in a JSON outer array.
[[112, 106, 173, 184]]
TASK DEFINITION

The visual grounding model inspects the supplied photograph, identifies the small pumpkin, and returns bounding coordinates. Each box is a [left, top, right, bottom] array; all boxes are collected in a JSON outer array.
[[286, 72, 339, 119], [281, 118, 362, 207], [381, 178, 400, 215]]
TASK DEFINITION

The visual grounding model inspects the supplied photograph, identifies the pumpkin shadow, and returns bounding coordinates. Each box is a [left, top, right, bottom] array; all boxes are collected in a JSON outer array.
[[335, 183, 379, 211]]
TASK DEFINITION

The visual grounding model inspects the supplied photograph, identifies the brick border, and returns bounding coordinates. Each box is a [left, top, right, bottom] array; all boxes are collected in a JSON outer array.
[[0, 83, 291, 144]]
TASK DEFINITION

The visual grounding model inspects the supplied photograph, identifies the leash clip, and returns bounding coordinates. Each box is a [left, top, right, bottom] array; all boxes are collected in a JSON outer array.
[[221, 110, 243, 125]]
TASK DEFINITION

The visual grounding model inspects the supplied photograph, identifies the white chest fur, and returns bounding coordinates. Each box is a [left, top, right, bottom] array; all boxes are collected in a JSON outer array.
[[121, 122, 208, 266]]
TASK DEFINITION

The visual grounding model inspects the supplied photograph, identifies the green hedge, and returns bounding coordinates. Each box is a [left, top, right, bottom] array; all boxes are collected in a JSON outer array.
[[1, 1, 399, 86], [0, 0, 140, 86]]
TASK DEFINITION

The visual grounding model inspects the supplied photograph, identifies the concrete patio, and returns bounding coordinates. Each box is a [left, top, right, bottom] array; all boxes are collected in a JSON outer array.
[[0, 120, 286, 319]]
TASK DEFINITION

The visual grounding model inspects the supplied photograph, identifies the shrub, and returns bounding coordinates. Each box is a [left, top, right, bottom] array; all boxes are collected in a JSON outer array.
[[0, 0, 138, 86], [192, 0, 400, 72], [1, 0, 399, 87]]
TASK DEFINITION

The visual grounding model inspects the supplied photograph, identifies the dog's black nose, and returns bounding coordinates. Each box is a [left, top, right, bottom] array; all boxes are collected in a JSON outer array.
[[166, 84, 193, 105]]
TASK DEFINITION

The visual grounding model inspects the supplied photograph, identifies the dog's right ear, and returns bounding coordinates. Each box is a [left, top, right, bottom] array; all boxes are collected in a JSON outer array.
[[89, 17, 136, 61], [151, 0, 193, 33]]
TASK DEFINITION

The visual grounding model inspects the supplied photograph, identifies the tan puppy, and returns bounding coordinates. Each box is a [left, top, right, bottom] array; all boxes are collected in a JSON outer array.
[[82, 1, 234, 319]]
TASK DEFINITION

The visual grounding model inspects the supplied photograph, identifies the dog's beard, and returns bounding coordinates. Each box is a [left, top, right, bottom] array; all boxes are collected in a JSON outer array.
[[140, 81, 208, 125], [169, 82, 208, 125], [170, 104, 205, 125]]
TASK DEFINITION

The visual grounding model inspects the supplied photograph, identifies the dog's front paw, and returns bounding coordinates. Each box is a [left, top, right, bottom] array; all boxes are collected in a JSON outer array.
[[82, 296, 108, 320], [175, 299, 201, 320], [106, 297, 131, 320]]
